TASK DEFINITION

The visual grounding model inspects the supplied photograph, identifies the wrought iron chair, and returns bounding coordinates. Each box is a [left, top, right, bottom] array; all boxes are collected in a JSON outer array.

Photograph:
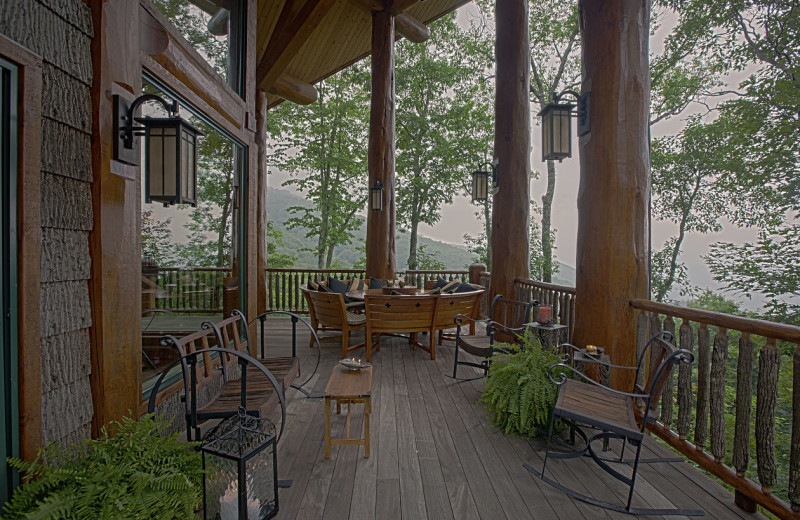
[[526, 331, 702, 516], [451, 295, 537, 380]]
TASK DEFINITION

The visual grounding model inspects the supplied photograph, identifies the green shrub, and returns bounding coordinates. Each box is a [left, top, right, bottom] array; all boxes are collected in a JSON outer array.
[[479, 332, 562, 437], [2, 414, 203, 520]]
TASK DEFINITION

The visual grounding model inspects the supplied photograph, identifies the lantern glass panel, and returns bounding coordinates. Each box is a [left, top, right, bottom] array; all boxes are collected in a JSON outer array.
[[370, 184, 383, 211], [162, 126, 178, 198], [147, 127, 164, 201], [202, 422, 278, 520], [471, 170, 488, 202], [541, 110, 553, 161]]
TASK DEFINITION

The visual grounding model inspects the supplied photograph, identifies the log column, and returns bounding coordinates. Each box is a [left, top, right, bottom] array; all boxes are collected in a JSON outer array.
[[574, 0, 651, 390], [365, 10, 396, 280], [490, 0, 530, 302]]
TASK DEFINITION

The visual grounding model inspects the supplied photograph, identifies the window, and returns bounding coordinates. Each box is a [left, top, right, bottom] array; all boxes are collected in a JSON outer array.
[[140, 75, 247, 397], [150, 0, 245, 95]]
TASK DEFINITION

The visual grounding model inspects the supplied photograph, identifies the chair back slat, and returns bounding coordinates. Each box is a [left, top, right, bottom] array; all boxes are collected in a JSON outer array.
[[364, 295, 438, 334], [307, 290, 347, 329], [636, 333, 683, 412], [433, 291, 483, 330]]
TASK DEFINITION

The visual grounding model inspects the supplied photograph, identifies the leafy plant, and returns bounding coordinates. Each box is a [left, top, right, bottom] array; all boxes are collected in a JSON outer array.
[[479, 332, 562, 437], [3, 414, 203, 520]]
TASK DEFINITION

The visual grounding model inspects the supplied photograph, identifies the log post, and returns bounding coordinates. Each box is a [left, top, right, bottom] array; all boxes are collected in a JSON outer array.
[[709, 328, 728, 462], [256, 90, 268, 315], [468, 263, 486, 286], [757, 337, 780, 493], [574, 0, 651, 390], [489, 0, 530, 304], [365, 9, 396, 280], [695, 323, 711, 450]]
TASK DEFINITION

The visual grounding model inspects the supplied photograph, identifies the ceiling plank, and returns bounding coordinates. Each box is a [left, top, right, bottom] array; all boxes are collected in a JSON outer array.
[[390, 0, 419, 14], [256, 0, 337, 90]]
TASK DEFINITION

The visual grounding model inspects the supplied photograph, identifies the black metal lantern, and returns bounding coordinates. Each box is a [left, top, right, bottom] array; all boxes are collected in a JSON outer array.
[[142, 116, 202, 206], [538, 90, 590, 162], [470, 161, 497, 203], [539, 102, 574, 162], [112, 93, 202, 207], [370, 181, 384, 211], [201, 407, 278, 520]]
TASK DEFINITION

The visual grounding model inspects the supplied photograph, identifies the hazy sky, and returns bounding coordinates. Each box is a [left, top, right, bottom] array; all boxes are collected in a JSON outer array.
[[266, 2, 770, 310]]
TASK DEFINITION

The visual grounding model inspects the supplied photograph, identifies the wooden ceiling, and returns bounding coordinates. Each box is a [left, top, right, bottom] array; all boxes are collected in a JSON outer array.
[[257, 0, 470, 108]]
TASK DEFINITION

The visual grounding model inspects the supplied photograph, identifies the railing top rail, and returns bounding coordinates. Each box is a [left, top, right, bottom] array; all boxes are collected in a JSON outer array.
[[631, 298, 800, 343], [157, 267, 231, 272], [265, 268, 365, 273], [404, 270, 468, 274], [514, 277, 577, 295]]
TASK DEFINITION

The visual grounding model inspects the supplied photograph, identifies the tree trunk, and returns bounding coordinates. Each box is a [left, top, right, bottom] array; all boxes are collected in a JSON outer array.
[[541, 158, 556, 282], [408, 192, 420, 270], [484, 198, 492, 271]]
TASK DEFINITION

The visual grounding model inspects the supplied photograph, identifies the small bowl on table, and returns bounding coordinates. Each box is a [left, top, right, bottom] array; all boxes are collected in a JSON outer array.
[[340, 358, 371, 371]]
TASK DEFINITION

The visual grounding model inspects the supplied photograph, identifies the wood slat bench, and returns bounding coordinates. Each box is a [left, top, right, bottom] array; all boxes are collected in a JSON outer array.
[[146, 319, 287, 442]]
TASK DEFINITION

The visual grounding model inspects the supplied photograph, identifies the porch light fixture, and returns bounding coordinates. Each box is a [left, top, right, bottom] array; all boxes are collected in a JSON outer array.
[[370, 181, 384, 211], [538, 90, 590, 162], [113, 93, 203, 207], [470, 160, 497, 203]]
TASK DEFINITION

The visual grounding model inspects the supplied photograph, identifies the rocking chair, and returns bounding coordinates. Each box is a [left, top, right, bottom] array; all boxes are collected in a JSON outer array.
[[526, 331, 703, 516]]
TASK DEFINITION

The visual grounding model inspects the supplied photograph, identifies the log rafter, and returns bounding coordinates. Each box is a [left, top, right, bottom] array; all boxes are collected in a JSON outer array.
[[349, 0, 429, 43], [256, 0, 336, 90]]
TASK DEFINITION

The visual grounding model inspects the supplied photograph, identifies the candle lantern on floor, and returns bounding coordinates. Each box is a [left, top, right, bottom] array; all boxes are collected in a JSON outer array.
[[201, 407, 278, 520]]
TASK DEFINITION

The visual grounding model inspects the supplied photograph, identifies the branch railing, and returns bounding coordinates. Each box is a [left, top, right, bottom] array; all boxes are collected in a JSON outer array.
[[264, 268, 471, 314], [515, 277, 576, 342], [147, 267, 231, 313], [631, 299, 800, 519]]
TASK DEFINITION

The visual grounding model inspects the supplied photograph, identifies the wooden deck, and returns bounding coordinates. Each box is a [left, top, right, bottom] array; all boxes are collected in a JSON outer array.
[[257, 318, 764, 520]]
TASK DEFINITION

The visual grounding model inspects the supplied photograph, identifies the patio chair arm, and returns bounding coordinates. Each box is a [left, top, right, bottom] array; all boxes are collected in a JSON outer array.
[[453, 313, 487, 327], [547, 363, 650, 400], [557, 343, 643, 371]]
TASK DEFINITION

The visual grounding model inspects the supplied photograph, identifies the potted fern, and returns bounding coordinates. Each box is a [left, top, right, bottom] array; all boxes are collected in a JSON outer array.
[[479, 331, 562, 437], [2, 414, 203, 520]]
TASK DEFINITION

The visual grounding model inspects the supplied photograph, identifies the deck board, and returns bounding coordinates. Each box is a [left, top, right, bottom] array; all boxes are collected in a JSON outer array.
[[244, 319, 768, 520]]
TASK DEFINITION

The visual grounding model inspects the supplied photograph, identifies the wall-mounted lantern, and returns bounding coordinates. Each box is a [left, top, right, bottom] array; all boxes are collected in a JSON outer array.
[[370, 181, 384, 211], [470, 161, 498, 203], [538, 90, 590, 162], [113, 93, 203, 207]]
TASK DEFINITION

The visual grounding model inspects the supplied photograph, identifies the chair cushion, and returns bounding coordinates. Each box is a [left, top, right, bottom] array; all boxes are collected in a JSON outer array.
[[369, 277, 388, 289], [452, 282, 478, 293], [308, 281, 320, 290], [346, 312, 367, 326], [457, 334, 493, 357], [349, 278, 365, 291], [317, 282, 333, 293], [327, 277, 352, 303], [431, 277, 449, 290]]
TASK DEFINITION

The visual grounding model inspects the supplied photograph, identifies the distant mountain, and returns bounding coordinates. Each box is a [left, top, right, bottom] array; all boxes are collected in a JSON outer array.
[[266, 188, 575, 285]]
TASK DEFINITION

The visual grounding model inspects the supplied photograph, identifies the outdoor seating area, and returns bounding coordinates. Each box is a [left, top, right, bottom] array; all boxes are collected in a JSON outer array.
[[256, 318, 763, 519]]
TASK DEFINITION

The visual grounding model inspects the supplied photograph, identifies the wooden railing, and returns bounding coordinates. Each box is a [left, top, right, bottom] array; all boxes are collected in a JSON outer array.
[[515, 277, 576, 342], [631, 299, 800, 519], [148, 267, 231, 313], [264, 268, 471, 313]]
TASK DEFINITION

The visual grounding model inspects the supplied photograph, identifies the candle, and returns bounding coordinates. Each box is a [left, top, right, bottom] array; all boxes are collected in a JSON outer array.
[[539, 306, 552, 324], [219, 479, 261, 519]]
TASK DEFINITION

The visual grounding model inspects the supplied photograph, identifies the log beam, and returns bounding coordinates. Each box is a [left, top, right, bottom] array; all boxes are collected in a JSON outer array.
[[365, 10, 396, 280], [394, 13, 429, 44], [268, 74, 319, 105], [256, 0, 336, 91], [490, 0, 530, 305], [573, 0, 651, 390]]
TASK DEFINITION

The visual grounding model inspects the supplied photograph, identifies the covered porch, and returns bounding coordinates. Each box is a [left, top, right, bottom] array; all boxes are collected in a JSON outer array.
[[263, 318, 762, 519]]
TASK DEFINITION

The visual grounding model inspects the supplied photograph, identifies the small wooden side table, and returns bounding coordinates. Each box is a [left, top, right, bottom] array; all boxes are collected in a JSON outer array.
[[324, 365, 372, 459], [524, 322, 569, 351]]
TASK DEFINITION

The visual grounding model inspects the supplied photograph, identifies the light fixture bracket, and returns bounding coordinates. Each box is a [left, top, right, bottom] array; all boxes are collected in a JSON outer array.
[[113, 93, 179, 166]]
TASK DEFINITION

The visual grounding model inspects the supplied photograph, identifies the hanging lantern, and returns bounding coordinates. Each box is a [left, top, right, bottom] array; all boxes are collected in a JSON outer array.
[[370, 181, 384, 211], [142, 116, 202, 207], [471, 169, 489, 203], [112, 93, 202, 207], [201, 407, 279, 520], [539, 102, 573, 162]]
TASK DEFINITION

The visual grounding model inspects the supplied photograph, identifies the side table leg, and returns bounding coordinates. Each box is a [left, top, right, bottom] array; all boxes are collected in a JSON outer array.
[[325, 396, 331, 459], [364, 396, 371, 458]]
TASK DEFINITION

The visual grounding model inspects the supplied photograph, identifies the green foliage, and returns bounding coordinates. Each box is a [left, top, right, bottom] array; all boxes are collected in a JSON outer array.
[[268, 63, 370, 269], [479, 333, 562, 437], [266, 222, 296, 268], [414, 244, 446, 271], [394, 13, 495, 269], [2, 415, 203, 519], [141, 209, 176, 266]]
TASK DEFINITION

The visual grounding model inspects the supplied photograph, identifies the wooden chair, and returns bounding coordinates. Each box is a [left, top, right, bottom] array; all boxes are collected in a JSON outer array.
[[452, 295, 537, 380], [363, 293, 438, 360], [432, 288, 484, 345], [527, 331, 701, 516], [305, 289, 366, 359]]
